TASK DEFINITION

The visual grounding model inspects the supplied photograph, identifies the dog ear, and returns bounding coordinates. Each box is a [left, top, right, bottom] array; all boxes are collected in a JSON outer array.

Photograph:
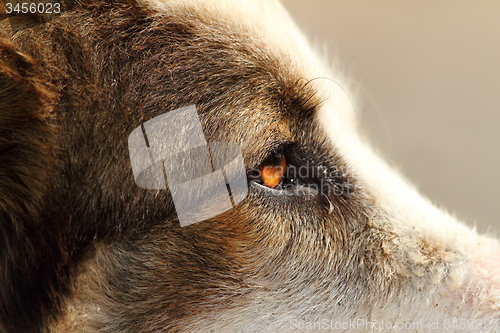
[[0, 38, 61, 332]]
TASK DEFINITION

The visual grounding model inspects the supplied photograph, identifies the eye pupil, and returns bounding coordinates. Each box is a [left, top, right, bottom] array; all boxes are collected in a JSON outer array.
[[260, 154, 286, 188]]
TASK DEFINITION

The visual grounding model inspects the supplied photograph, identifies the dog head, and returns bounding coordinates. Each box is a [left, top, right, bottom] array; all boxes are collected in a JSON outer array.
[[1, 1, 499, 332]]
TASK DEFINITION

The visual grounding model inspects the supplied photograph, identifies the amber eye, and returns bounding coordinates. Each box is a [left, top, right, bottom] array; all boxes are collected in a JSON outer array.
[[259, 154, 287, 188]]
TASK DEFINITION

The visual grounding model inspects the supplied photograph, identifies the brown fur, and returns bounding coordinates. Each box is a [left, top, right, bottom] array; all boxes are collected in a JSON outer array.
[[0, 37, 62, 333], [1, 1, 407, 332]]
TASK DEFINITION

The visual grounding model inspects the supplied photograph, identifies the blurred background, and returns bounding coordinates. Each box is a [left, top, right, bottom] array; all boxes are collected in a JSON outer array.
[[282, 0, 500, 235]]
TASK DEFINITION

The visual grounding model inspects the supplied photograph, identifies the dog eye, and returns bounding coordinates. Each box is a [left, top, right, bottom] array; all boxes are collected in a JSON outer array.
[[259, 153, 287, 189]]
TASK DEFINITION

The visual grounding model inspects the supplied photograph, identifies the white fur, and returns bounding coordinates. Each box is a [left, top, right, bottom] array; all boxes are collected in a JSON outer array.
[[140, 0, 500, 330]]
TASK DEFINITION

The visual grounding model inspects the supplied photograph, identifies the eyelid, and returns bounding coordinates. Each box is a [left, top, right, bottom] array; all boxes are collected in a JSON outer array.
[[246, 139, 290, 171]]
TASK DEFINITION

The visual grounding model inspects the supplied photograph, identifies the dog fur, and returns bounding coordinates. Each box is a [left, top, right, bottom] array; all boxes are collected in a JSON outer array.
[[1, 1, 499, 332]]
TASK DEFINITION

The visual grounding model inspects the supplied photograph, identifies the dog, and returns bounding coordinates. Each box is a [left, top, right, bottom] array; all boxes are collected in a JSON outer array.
[[1, 0, 499, 332]]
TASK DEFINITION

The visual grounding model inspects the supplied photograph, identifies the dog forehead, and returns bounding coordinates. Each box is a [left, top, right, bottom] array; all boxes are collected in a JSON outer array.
[[139, 0, 357, 132], [141, 0, 301, 55]]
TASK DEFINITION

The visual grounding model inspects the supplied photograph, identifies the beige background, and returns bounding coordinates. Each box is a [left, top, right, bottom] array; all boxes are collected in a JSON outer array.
[[282, 0, 500, 235]]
